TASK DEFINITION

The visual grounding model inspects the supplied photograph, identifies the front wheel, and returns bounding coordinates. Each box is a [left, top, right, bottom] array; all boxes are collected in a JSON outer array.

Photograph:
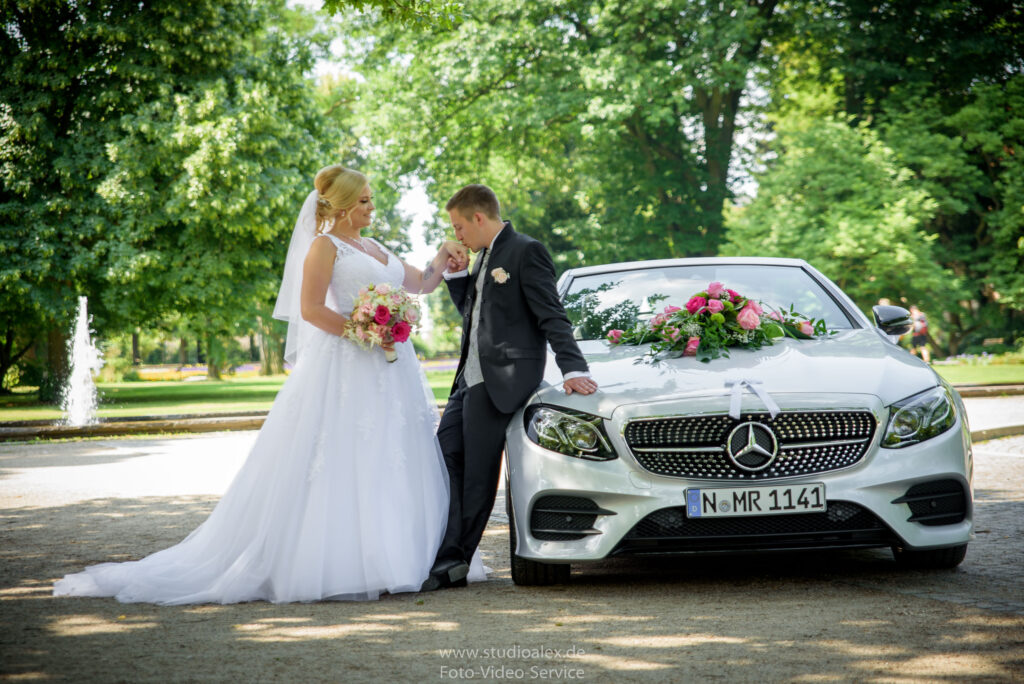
[[892, 543, 967, 570], [508, 494, 571, 586]]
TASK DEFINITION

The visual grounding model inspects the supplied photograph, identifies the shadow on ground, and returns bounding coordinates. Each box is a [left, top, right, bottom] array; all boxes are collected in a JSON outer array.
[[3, 495, 1023, 683]]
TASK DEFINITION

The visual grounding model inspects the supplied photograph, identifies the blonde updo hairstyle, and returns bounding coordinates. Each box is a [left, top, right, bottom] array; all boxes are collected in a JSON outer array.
[[314, 165, 368, 234]]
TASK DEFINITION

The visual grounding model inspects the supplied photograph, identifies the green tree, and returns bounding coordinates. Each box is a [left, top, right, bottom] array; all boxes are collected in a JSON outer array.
[[723, 111, 958, 318], [767, 1, 1024, 353], [878, 78, 1024, 352], [2, 0, 269, 392], [350, 0, 787, 267], [1, 0, 346, 388]]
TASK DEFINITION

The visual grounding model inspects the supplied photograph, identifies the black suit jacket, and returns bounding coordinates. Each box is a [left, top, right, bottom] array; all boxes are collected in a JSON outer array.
[[447, 222, 588, 414]]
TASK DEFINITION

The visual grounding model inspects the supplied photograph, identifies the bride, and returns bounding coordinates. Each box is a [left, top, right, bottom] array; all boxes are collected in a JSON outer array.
[[54, 164, 480, 604]]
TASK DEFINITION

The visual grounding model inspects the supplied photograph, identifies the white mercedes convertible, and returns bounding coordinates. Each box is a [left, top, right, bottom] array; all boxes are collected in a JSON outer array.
[[504, 257, 972, 585]]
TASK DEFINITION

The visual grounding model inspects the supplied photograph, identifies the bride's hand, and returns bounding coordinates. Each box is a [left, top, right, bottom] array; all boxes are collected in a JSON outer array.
[[443, 240, 467, 263]]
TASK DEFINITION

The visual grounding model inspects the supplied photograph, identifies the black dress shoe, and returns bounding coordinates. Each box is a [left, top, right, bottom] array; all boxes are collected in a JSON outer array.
[[419, 560, 470, 592]]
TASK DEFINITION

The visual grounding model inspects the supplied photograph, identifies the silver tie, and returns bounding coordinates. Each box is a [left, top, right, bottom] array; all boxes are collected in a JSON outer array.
[[463, 248, 491, 388]]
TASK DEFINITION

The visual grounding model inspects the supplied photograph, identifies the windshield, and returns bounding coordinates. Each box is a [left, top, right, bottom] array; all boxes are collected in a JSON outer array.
[[563, 264, 856, 340]]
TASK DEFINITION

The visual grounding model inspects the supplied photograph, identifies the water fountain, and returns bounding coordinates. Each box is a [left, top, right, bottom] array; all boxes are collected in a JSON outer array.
[[61, 296, 104, 426]]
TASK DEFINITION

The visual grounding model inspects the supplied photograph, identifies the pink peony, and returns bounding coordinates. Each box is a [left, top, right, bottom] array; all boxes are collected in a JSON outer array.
[[685, 296, 707, 315], [737, 305, 760, 330], [799, 320, 814, 336], [706, 299, 724, 314], [684, 336, 701, 356], [391, 320, 412, 343], [663, 305, 682, 315], [607, 329, 624, 344], [374, 305, 392, 325], [706, 282, 725, 298], [745, 300, 763, 316]]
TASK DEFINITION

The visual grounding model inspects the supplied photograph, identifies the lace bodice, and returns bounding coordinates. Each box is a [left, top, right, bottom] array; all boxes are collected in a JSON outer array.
[[318, 235, 405, 315]]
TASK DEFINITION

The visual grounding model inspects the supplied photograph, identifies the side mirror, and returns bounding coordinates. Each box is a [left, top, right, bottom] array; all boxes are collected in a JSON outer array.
[[872, 305, 913, 337]]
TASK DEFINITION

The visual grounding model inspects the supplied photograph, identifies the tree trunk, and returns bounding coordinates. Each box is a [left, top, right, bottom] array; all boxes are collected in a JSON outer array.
[[205, 335, 222, 380], [43, 326, 70, 403], [179, 337, 188, 366], [0, 324, 34, 394], [131, 332, 141, 365], [258, 330, 284, 375]]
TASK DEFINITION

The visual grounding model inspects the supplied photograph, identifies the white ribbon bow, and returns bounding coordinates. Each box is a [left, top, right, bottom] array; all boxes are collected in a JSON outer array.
[[725, 378, 781, 420]]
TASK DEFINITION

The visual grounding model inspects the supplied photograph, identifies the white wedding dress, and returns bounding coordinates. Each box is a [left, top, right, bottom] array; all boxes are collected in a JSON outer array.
[[54, 233, 485, 604]]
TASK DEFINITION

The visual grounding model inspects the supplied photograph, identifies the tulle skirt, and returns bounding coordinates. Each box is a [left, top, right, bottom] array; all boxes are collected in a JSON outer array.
[[54, 330, 481, 604]]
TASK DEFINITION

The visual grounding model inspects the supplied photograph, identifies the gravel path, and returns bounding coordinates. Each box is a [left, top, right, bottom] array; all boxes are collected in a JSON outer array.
[[1, 426, 1022, 682]]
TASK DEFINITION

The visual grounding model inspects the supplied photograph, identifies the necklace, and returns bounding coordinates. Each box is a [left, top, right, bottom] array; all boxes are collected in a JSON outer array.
[[340, 233, 366, 250]]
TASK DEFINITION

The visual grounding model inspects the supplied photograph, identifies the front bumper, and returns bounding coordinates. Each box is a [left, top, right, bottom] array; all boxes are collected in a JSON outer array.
[[505, 393, 973, 562]]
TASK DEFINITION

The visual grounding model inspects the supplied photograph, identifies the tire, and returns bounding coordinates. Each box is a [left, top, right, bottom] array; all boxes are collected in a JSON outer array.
[[507, 492, 571, 586], [892, 543, 967, 570]]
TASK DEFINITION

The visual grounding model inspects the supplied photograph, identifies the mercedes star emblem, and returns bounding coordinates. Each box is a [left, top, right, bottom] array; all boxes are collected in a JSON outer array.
[[726, 421, 779, 472]]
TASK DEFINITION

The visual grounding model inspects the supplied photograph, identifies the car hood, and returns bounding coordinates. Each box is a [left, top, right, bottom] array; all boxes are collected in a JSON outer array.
[[537, 329, 942, 418]]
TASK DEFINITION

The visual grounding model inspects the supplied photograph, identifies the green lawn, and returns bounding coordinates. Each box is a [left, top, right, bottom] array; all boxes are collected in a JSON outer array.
[[932, 364, 1024, 386], [0, 371, 456, 423], [2, 363, 1019, 423]]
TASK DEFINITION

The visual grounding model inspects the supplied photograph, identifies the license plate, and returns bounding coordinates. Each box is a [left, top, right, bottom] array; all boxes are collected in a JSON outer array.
[[685, 483, 826, 518]]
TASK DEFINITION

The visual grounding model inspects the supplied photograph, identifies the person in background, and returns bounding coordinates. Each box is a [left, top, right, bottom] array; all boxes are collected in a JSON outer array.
[[909, 304, 931, 364]]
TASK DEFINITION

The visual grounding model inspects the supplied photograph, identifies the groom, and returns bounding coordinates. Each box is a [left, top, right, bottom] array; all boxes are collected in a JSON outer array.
[[422, 184, 598, 591]]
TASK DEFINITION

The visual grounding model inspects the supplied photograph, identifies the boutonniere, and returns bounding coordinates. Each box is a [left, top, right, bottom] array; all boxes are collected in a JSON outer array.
[[491, 267, 511, 284]]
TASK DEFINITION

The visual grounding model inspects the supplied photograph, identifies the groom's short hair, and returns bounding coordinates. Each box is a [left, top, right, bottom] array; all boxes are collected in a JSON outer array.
[[446, 184, 501, 221]]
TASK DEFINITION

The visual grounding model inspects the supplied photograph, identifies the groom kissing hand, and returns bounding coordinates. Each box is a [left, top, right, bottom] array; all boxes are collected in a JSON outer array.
[[422, 184, 597, 592]]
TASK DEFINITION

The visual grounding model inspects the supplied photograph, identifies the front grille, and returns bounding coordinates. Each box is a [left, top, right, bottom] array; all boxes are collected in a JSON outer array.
[[624, 411, 876, 480], [612, 501, 896, 554], [529, 495, 613, 541], [893, 480, 968, 526]]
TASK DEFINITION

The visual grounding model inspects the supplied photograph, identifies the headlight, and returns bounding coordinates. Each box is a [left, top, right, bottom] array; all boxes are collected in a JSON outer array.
[[882, 386, 957, 448], [524, 405, 617, 461]]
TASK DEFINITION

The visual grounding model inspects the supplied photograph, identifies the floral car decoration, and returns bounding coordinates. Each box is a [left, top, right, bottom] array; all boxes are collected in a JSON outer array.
[[606, 281, 830, 362]]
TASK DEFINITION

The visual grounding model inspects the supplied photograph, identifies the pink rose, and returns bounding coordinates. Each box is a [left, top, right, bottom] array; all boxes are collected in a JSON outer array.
[[374, 305, 392, 325], [663, 305, 682, 315], [745, 300, 763, 316], [684, 336, 700, 356], [727, 289, 741, 303], [685, 296, 707, 315], [607, 329, 624, 344], [651, 313, 668, 327], [706, 282, 725, 298], [767, 311, 783, 322], [376, 283, 391, 294], [665, 326, 682, 342], [405, 307, 420, 324], [737, 305, 760, 330], [706, 299, 724, 314], [799, 320, 814, 336], [391, 320, 412, 343]]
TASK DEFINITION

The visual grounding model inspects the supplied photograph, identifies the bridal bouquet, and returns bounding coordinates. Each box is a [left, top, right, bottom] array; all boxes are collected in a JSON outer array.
[[606, 281, 830, 363], [345, 283, 421, 362]]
